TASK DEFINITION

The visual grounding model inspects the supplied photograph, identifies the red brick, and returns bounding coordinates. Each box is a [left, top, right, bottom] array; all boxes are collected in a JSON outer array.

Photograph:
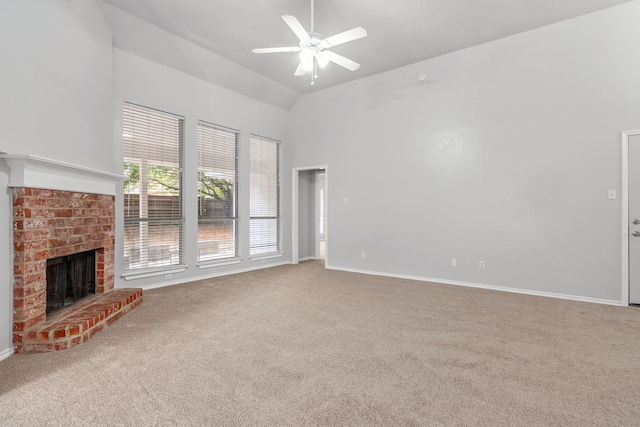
[[13, 287, 25, 299], [23, 272, 45, 285], [31, 208, 55, 218], [24, 198, 47, 207], [24, 239, 48, 251], [32, 189, 53, 198], [25, 343, 54, 352], [14, 302, 47, 322], [54, 341, 69, 351], [55, 209, 73, 218], [22, 282, 46, 297], [49, 238, 69, 247], [89, 324, 104, 337], [33, 250, 50, 261], [52, 227, 72, 237], [15, 292, 45, 309], [22, 261, 43, 275], [24, 219, 47, 229], [32, 229, 50, 239]]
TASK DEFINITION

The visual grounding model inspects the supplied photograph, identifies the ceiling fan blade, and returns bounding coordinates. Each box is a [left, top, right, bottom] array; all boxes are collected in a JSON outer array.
[[294, 60, 307, 76], [322, 51, 360, 71], [282, 15, 310, 41], [321, 27, 367, 48], [252, 47, 301, 54]]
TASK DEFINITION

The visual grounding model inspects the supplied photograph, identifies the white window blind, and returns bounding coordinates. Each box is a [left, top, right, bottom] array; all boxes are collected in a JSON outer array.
[[197, 122, 239, 262], [250, 135, 281, 256], [123, 103, 184, 271]]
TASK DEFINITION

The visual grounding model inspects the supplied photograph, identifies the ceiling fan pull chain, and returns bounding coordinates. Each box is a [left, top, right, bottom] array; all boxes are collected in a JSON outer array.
[[311, 59, 315, 85]]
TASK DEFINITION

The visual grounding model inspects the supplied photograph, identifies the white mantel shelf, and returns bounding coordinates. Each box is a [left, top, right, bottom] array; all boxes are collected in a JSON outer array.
[[0, 154, 124, 196]]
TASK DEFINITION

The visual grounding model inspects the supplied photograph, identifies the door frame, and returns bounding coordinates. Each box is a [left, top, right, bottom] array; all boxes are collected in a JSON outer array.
[[292, 165, 328, 266], [621, 130, 640, 306]]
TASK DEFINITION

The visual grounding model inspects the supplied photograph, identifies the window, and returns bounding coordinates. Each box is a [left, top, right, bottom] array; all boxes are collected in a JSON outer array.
[[123, 104, 183, 271], [250, 135, 281, 256], [197, 122, 239, 262]]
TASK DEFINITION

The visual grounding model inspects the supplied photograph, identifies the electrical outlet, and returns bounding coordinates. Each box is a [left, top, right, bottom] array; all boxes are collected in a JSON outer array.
[[164, 274, 172, 280], [479, 261, 485, 270], [361, 251, 366, 259], [451, 258, 457, 267]]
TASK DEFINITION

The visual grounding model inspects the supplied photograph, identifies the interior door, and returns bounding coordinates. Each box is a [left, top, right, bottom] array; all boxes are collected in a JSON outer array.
[[628, 134, 640, 304]]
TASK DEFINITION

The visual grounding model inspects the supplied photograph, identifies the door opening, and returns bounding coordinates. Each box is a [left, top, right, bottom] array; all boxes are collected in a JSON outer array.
[[292, 165, 328, 266], [621, 130, 640, 305]]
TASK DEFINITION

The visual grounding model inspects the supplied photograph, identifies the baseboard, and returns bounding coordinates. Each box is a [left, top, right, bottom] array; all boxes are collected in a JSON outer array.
[[0, 346, 14, 362], [326, 265, 624, 307], [138, 261, 290, 291]]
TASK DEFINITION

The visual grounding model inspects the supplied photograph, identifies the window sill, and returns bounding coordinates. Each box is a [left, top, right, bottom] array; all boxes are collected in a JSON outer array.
[[121, 265, 187, 281], [249, 252, 283, 261], [197, 258, 242, 269]]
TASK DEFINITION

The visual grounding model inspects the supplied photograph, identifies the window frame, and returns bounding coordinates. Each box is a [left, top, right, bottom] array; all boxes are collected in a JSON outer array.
[[196, 120, 241, 266], [249, 134, 282, 259], [121, 102, 186, 279]]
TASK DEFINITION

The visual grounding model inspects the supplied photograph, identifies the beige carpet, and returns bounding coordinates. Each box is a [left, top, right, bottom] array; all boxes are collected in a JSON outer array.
[[1, 260, 639, 426]]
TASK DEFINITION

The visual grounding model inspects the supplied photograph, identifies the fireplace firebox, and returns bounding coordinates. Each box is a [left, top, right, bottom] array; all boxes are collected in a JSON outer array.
[[46, 250, 96, 316]]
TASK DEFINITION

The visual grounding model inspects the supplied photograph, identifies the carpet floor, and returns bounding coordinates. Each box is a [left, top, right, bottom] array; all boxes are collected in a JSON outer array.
[[1, 260, 639, 426]]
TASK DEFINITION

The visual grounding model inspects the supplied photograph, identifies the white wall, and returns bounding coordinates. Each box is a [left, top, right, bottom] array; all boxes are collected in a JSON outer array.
[[287, 1, 640, 304], [0, 0, 114, 358], [113, 49, 289, 289]]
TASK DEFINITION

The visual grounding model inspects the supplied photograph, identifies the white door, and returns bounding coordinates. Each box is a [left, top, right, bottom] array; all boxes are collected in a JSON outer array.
[[628, 134, 640, 304]]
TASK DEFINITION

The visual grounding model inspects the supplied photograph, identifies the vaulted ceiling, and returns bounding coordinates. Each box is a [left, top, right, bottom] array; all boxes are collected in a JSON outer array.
[[97, 0, 633, 100]]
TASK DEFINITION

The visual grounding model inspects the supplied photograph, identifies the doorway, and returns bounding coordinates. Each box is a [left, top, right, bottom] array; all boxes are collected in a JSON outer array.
[[621, 130, 640, 305], [292, 165, 328, 266]]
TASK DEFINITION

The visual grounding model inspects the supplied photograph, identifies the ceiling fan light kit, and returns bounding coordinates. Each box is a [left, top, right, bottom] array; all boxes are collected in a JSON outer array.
[[252, 0, 367, 85]]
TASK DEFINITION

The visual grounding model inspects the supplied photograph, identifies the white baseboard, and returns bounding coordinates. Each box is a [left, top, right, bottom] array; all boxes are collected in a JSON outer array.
[[327, 265, 623, 307], [0, 347, 14, 362], [138, 261, 290, 291]]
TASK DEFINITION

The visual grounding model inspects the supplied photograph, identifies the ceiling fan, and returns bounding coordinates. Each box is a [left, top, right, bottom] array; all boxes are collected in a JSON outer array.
[[252, 0, 367, 85]]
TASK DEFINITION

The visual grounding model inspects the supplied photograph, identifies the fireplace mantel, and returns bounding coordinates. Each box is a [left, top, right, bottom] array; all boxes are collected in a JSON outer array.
[[0, 154, 123, 195]]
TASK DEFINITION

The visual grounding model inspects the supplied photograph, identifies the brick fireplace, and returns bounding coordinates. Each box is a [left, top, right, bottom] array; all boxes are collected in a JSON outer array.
[[2, 155, 142, 353]]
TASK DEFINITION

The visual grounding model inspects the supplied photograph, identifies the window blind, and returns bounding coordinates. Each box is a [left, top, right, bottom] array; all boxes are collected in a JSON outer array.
[[197, 121, 239, 262], [123, 103, 184, 270], [249, 135, 281, 256]]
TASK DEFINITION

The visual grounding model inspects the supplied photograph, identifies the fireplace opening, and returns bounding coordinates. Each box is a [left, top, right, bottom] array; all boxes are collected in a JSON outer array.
[[46, 249, 96, 316]]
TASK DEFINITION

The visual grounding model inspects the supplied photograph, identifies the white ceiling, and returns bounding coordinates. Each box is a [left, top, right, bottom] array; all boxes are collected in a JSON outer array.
[[98, 0, 633, 96]]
